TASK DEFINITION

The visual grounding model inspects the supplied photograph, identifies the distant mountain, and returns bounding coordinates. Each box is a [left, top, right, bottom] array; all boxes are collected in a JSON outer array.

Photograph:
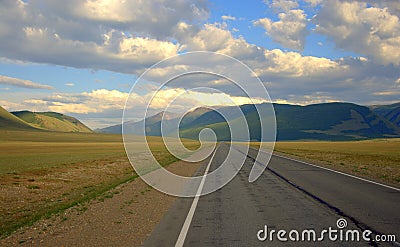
[[272, 102, 400, 140], [180, 102, 400, 141], [179, 104, 262, 141], [11, 111, 93, 133], [370, 103, 400, 127], [0, 106, 37, 131], [100, 102, 400, 141], [98, 111, 180, 135]]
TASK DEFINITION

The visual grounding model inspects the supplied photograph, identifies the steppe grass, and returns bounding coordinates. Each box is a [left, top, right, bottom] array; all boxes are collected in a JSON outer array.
[[0, 130, 199, 238], [260, 139, 400, 187]]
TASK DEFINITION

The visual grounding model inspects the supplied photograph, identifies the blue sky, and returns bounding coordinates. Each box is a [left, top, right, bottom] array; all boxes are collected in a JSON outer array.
[[0, 0, 399, 128]]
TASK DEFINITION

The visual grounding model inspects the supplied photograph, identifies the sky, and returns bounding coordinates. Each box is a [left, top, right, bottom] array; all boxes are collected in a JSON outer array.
[[0, 0, 400, 129]]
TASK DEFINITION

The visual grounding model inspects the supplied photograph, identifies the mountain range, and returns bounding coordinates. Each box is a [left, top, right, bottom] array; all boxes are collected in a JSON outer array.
[[2, 101, 400, 140], [0, 106, 92, 133], [98, 102, 400, 141]]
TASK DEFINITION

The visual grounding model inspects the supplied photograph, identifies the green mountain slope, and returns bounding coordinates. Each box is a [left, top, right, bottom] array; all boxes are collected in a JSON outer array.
[[0, 106, 37, 130], [371, 103, 400, 127], [180, 102, 400, 141], [273, 102, 399, 140], [12, 111, 93, 133]]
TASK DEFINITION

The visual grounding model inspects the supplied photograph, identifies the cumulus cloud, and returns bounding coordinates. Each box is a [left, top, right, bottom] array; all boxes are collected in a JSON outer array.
[[175, 22, 340, 77], [140, 20, 400, 106], [314, 0, 400, 65], [0, 75, 54, 90], [254, 9, 308, 50], [3, 24, 182, 74], [254, 49, 341, 77], [149, 88, 267, 110], [179, 23, 234, 51], [0, 0, 205, 73]]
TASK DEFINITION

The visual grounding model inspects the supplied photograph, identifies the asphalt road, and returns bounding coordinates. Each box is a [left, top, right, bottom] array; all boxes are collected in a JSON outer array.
[[144, 143, 399, 246]]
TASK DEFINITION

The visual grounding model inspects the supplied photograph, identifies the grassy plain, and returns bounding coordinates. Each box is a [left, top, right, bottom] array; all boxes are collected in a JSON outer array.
[[263, 139, 400, 187], [0, 130, 199, 238]]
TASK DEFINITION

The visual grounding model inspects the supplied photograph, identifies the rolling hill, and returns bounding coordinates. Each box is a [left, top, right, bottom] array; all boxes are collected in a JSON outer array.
[[11, 111, 93, 133], [0, 106, 38, 131], [99, 102, 400, 141]]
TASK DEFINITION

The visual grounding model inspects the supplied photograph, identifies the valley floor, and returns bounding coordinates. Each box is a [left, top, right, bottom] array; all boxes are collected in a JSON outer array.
[[1, 132, 398, 245]]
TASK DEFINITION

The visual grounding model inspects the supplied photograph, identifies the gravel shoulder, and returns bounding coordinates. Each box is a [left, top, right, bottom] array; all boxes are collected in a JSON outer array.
[[1, 160, 202, 246]]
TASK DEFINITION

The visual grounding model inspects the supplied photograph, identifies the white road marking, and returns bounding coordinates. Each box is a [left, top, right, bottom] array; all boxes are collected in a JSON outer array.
[[175, 145, 218, 247], [269, 152, 400, 192], [248, 145, 399, 192]]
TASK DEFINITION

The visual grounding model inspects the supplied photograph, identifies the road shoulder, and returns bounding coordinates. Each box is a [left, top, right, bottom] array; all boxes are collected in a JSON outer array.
[[1, 160, 202, 247]]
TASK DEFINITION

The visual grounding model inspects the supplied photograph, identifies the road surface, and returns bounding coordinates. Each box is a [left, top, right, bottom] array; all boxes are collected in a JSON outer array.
[[144, 143, 400, 246]]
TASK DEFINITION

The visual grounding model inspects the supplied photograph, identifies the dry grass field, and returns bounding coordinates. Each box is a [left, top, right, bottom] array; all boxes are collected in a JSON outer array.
[[265, 139, 400, 187], [2, 129, 398, 238], [0, 130, 199, 238]]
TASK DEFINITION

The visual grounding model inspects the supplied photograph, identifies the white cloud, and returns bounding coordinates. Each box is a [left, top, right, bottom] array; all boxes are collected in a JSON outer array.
[[8, 25, 182, 73], [304, 0, 323, 7], [254, 49, 341, 77], [0, 75, 54, 90], [254, 9, 308, 50], [314, 0, 400, 65], [24, 99, 48, 105], [149, 88, 267, 110], [273, 94, 338, 105], [117, 36, 181, 62], [221, 15, 236, 21], [175, 22, 265, 60], [143, 21, 400, 106], [65, 83, 74, 87], [269, 0, 299, 12], [81, 89, 130, 110], [0, 0, 206, 73], [144, 65, 190, 78], [20, 87, 267, 115], [0, 100, 23, 110], [20, 89, 131, 114], [180, 23, 233, 51], [48, 103, 94, 114], [33, 0, 209, 39]]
